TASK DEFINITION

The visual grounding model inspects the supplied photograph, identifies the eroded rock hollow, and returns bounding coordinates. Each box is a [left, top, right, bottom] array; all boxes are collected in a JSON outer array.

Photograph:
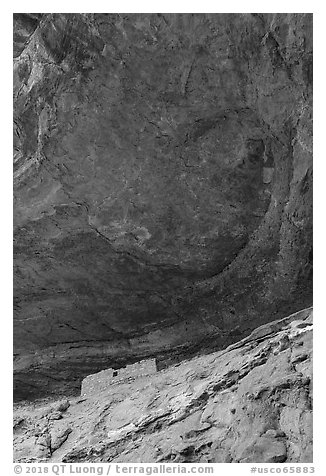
[[13, 13, 313, 400]]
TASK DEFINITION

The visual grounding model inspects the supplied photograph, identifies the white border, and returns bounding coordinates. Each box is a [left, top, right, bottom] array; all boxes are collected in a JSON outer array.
[[3, 3, 324, 473]]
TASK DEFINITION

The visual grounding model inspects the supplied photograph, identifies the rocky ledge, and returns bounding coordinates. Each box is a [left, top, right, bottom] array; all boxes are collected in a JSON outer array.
[[14, 307, 312, 463]]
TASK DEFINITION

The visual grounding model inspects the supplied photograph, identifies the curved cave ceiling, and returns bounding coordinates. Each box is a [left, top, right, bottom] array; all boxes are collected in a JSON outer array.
[[13, 13, 313, 400]]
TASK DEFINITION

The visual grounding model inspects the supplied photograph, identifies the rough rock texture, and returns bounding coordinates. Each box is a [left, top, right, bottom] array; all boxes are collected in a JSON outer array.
[[13, 307, 313, 463], [13, 14, 313, 399]]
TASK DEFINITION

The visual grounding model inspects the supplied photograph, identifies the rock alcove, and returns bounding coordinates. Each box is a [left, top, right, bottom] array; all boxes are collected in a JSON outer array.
[[13, 13, 312, 400]]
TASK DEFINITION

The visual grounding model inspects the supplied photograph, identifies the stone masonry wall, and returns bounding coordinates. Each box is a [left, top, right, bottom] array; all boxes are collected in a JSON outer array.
[[81, 358, 157, 397]]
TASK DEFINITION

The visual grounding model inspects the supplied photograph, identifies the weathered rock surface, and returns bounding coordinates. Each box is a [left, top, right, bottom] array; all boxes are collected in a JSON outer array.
[[13, 14, 312, 399], [13, 307, 313, 463]]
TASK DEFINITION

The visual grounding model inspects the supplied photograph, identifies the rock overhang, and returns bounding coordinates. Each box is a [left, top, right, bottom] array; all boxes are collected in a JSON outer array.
[[13, 13, 313, 400]]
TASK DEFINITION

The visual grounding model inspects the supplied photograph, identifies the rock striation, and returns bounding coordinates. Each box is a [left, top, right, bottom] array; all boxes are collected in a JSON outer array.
[[13, 307, 313, 463], [13, 14, 312, 399]]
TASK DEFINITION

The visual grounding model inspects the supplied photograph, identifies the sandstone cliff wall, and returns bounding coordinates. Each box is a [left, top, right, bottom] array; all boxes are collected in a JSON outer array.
[[13, 14, 313, 399]]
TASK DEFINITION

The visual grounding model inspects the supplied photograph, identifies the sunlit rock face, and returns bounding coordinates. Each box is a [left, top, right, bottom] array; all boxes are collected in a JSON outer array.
[[13, 13, 312, 400]]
